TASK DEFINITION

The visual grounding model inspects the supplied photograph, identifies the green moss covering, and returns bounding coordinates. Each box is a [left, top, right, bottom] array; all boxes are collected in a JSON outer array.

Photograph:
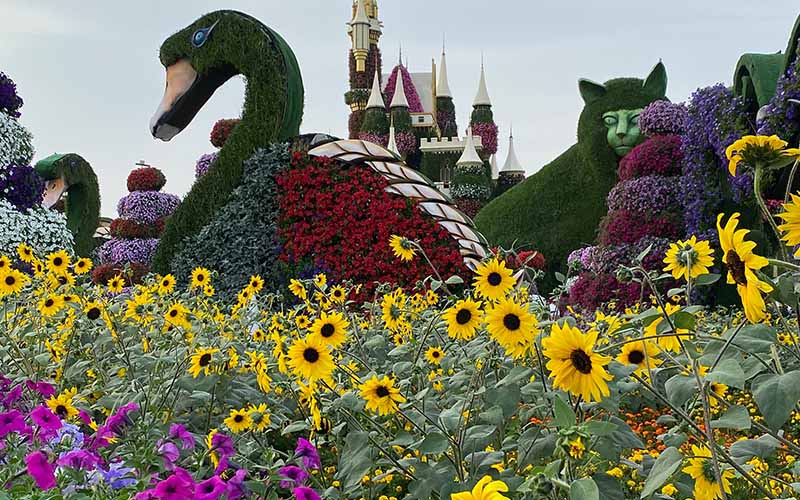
[[359, 107, 389, 135], [784, 14, 800, 73], [391, 107, 412, 132], [420, 151, 458, 183], [152, 10, 304, 273], [475, 64, 668, 291], [34, 153, 100, 257], [471, 105, 494, 124], [733, 53, 784, 112]]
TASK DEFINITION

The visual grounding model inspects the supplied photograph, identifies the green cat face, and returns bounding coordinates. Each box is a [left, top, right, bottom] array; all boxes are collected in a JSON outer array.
[[602, 109, 643, 157]]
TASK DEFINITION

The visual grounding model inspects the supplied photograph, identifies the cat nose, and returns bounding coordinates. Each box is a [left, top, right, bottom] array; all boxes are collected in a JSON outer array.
[[617, 132, 626, 139]]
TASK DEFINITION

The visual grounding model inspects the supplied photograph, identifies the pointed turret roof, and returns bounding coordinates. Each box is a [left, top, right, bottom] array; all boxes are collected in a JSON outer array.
[[387, 120, 400, 156], [501, 127, 525, 174], [490, 154, 499, 180], [366, 71, 385, 109], [390, 68, 409, 108], [438, 50, 452, 98], [473, 61, 492, 107], [352, 0, 369, 25], [457, 128, 483, 167]]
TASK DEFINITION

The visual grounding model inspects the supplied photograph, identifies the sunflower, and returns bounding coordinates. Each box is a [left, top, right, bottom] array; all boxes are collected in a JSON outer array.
[[47, 271, 76, 289], [16, 243, 34, 263], [451, 475, 510, 500], [38, 294, 65, 317], [165, 302, 191, 330], [287, 336, 335, 381], [84, 301, 104, 321], [541, 322, 613, 403], [252, 329, 267, 342], [778, 192, 800, 257], [726, 134, 799, 176], [248, 403, 271, 432], [329, 285, 346, 303], [442, 298, 483, 341], [424, 346, 445, 365], [309, 311, 350, 348], [289, 279, 308, 300], [0, 256, 9, 273], [107, 275, 126, 294], [46, 389, 79, 420], [46, 250, 71, 275], [189, 347, 220, 378], [31, 259, 45, 277], [73, 257, 93, 275], [190, 267, 211, 289], [157, 274, 176, 295], [313, 273, 327, 289], [389, 235, 416, 262], [663, 236, 715, 281], [381, 290, 407, 331], [0, 269, 28, 296], [717, 213, 773, 323], [485, 297, 538, 350], [683, 445, 733, 500], [567, 437, 585, 459], [644, 302, 687, 353], [124, 292, 153, 324], [359, 375, 406, 416], [473, 258, 516, 301], [588, 311, 623, 336], [248, 275, 265, 293], [295, 314, 311, 329], [616, 340, 662, 377], [224, 408, 253, 434]]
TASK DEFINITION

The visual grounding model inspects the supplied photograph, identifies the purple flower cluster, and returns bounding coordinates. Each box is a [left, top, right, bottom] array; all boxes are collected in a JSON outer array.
[[117, 191, 180, 225], [0, 163, 44, 211], [580, 237, 671, 275], [195, 152, 217, 180], [471, 121, 498, 155], [618, 135, 683, 180], [639, 100, 688, 137], [0, 72, 23, 118], [757, 54, 800, 141], [382, 65, 424, 113], [607, 175, 681, 214], [681, 84, 752, 240], [96, 238, 159, 266], [394, 130, 417, 156], [358, 132, 388, 148]]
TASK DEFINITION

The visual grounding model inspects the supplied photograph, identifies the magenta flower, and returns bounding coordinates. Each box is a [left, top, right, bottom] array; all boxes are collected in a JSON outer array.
[[225, 469, 247, 500], [56, 449, 101, 470], [295, 437, 321, 469], [159, 441, 180, 470], [210, 432, 234, 458], [153, 468, 195, 500], [30, 406, 61, 434], [133, 490, 158, 500], [25, 451, 56, 490], [293, 486, 322, 500], [279, 465, 309, 488], [2, 385, 22, 408], [168, 424, 195, 450], [0, 409, 27, 438], [25, 380, 55, 398], [196, 476, 226, 500]]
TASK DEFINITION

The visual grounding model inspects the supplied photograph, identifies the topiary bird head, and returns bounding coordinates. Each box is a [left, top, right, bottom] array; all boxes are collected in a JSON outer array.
[[150, 10, 303, 142]]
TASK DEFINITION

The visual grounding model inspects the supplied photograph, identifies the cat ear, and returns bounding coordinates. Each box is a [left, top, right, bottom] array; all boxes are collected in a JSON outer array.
[[643, 61, 668, 97], [578, 79, 607, 105]]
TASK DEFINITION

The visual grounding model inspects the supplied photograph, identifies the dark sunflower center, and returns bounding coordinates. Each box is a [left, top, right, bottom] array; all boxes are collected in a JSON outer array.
[[503, 314, 521, 331], [199, 353, 212, 366], [321, 323, 335, 338], [570, 349, 593, 374], [303, 348, 320, 363], [169, 309, 178, 317], [197, 274, 205, 282], [726, 250, 748, 285], [87, 307, 101, 320], [376, 385, 390, 398], [5, 276, 15, 285], [627, 350, 645, 365], [55, 404, 67, 416], [58, 276, 67, 285], [45, 299, 54, 307], [432, 350, 441, 358], [456, 309, 472, 324], [487, 272, 502, 286], [334, 290, 343, 297], [162, 280, 169, 287], [53, 257, 63, 266], [234, 414, 244, 423]]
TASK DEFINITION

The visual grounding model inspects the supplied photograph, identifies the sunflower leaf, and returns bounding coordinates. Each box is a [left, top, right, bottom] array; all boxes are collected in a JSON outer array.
[[707, 358, 746, 389], [711, 405, 751, 430], [570, 477, 599, 500], [553, 394, 576, 429], [694, 273, 721, 286], [418, 432, 449, 454], [640, 447, 683, 498], [752, 371, 800, 431], [665, 374, 696, 407]]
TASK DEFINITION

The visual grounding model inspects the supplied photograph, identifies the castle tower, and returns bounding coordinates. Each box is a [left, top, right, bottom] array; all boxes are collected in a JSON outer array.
[[358, 70, 389, 145], [388, 69, 414, 157], [490, 154, 499, 180], [436, 47, 458, 138], [496, 127, 526, 195], [346, 0, 383, 138], [470, 60, 498, 157], [387, 118, 400, 156], [451, 127, 492, 217]]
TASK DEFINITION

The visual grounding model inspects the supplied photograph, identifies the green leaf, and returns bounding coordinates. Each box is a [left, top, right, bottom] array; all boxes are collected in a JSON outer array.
[[707, 358, 746, 389], [570, 477, 599, 500], [665, 374, 696, 407], [479, 406, 504, 426], [671, 311, 695, 331], [704, 324, 777, 356], [641, 447, 683, 498], [667, 287, 685, 298], [282, 421, 309, 434], [445, 275, 464, 285], [497, 366, 532, 386], [752, 371, 800, 431], [694, 273, 721, 286], [553, 394, 576, 429], [464, 424, 496, 442], [418, 432, 449, 454], [729, 434, 780, 462], [336, 431, 374, 490], [585, 420, 618, 437], [711, 405, 751, 430], [593, 473, 625, 500]]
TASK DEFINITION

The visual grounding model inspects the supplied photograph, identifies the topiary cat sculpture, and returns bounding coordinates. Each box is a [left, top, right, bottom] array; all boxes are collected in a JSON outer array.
[[474, 63, 668, 290]]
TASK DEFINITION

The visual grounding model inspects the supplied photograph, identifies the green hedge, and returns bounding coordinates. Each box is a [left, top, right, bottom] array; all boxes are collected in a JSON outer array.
[[359, 107, 389, 135]]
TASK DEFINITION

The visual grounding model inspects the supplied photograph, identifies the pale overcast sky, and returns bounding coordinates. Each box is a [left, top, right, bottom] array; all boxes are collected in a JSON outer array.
[[2, 0, 798, 216]]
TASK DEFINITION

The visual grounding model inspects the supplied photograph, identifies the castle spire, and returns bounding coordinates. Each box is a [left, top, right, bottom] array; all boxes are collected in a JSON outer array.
[[457, 127, 483, 167], [501, 126, 524, 173], [473, 59, 492, 107], [387, 117, 399, 156], [438, 47, 452, 98], [390, 69, 409, 109], [490, 154, 499, 180], [366, 70, 385, 109], [350, 0, 370, 73]]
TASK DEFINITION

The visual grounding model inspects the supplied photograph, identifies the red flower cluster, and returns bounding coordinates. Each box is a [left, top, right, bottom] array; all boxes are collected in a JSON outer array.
[[91, 262, 149, 287], [618, 135, 683, 181], [569, 272, 642, 310], [492, 248, 546, 271], [277, 153, 467, 299], [599, 209, 682, 246], [455, 198, 486, 219], [127, 167, 166, 192], [210, 119, 240, 148], [109, 218, 165, 239]]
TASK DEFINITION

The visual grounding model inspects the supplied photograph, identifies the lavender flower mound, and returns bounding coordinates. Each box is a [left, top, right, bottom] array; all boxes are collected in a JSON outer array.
[[757, 53, 800, 141], [681, 84, 752, 240], [607, 175, 681, 214], [357, 132, 388, 148], [0, 163, 44, 211], [0, 72, 23, 118], [639, 100, 688, 137], [96, 238, 159, 266], [395, 130, 417, 156], [194, 152, 217, 179], [582, 236, 670, 275], [117, 191, 180, 224]]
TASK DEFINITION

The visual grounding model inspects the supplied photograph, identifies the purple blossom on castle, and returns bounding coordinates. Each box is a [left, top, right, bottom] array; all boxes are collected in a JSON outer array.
[[607, 175, 682, 214], [195, 152, 218, 179], [116, 191, 180, 224], [0, 163, 44, 211], [0, 72, 23, 118], [383, 65, 424, 113], [471, 121, 498, 155], [394, 130, 417, 156], [639, 100, 688, 137], [97, 238, 159, 266], [357, 132, 388, 148]]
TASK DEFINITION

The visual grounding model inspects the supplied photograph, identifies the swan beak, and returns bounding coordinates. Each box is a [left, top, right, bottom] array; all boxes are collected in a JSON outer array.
[[150, 59, 198, 141], [42, 176, 68, 209]]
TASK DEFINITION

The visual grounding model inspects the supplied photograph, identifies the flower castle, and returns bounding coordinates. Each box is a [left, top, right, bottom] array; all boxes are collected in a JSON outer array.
[[344, 0, 526, 216]]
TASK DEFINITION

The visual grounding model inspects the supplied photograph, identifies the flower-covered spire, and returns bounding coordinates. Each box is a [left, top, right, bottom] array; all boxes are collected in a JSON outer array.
[[366, 70, 385, 110]]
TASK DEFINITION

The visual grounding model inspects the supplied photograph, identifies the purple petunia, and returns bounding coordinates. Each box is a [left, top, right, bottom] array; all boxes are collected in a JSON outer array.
[[96, 238, 159, 266], [0, 71, 24, 118], [196, 476, 226, 500], [0, 409, 28, 438], [639, 100, 689, 137], [25, 451, 56, 490], [116, 190, 180, 224], [279, 465, 309, 489], [154, 468, 195, 500], [0, 163, 44, 211], [195, 152, 218, 180], [293, 486, 322, 500], [295, 437, 321, 469], [606, 175, 682, 214], [30, 406, 61, 434], [168, 424, 195, 450]]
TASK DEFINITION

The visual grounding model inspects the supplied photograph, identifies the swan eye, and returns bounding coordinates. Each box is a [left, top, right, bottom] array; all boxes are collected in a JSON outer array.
[[191, 29, 208, 48]]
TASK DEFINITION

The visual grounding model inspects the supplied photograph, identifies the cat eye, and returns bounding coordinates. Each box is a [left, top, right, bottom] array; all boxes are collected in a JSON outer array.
[[603, 116, 618, 126]]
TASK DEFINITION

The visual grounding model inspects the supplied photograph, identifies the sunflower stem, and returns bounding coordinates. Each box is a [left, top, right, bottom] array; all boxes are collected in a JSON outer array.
[[767, 258, 800, 272], [754, 165, 790, 262]]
